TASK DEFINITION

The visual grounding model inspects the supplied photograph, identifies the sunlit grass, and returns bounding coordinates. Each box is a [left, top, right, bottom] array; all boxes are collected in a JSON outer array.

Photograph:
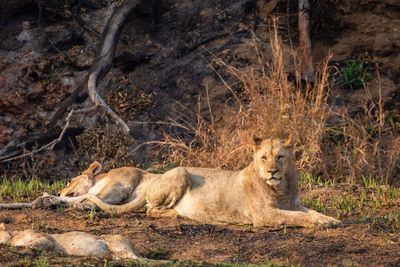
[[303, 196, 326, 212], [0, 175, 66, 202], [300, 173, 335, 187], [299, 173, 400, 232]]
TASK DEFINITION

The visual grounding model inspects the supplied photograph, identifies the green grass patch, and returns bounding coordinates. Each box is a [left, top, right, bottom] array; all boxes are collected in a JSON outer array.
[[142, 160, 179, 174], [335, 194, 361, 217], [0, 176, 66, 202], [340, 60, 371, 90], [300, 174, 400, 229], [300, 173, 335, 187], [333, 183, 400, 225], [88, 207, 97, 222], [303, 196, 326, 212], [13, 256, 49, 267]]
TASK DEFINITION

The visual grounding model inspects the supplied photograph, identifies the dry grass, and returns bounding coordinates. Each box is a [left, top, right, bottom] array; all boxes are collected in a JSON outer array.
[[157, 23, 330, 172], [75, 125, 135, 171], [156, 22, 400, 184], [325, 102, 400, 184]]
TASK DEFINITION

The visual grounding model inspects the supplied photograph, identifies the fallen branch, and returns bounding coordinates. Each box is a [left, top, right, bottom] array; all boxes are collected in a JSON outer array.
[[184, 32, 229, 53], [1, 1, 140, 162], [85, 0, 142, 135], [0, 203, 32, 209], [1, 108, 74, 163], [88, 73, 130, 135], [0, 126, 84, 163], [0, 106, 99, 163], [47, 82, 88, 130], [48, 0, 139, 134], [0, 193, 94, 210]]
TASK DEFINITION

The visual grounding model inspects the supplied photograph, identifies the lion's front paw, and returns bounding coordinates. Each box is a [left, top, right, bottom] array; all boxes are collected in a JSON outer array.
[[326, 216, 343, 228], [31, 194, 56, 209], [314, 215, 343, 228]]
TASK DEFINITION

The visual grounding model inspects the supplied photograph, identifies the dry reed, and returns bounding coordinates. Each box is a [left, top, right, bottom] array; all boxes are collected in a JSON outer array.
[[157, 22, 400, 184]]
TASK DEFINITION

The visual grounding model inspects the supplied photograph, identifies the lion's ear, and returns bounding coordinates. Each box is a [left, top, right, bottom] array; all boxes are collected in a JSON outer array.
[[283, 135, 293, 149], [84, 161, 102, 176], [0, 223, 6, 231], [251, 135, 263, 151]]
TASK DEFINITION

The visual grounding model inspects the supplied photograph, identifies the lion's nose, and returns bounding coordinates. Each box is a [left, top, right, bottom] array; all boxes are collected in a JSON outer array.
[[269, 170, 278, 176]]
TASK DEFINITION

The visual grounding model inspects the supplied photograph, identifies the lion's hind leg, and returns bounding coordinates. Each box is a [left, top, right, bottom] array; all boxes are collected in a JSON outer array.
[[146, 206, 179, 218], [145, 167, 190, 218]]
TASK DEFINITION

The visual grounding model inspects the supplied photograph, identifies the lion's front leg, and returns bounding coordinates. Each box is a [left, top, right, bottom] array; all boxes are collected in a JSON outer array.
[[253, 208, 342, 228], [298, 206, 342, 227]]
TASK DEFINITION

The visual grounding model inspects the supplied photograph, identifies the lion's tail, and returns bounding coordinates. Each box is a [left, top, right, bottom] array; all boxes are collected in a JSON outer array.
[[83, 192, 147, 214]]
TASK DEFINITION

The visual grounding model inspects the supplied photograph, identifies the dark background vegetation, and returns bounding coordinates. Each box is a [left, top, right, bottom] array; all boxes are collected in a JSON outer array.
[[1, 0, 399, 185]]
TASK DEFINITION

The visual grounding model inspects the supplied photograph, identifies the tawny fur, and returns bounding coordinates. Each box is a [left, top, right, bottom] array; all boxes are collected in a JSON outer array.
[[0, 223, 141, 259], [55, 137, 342, 228]]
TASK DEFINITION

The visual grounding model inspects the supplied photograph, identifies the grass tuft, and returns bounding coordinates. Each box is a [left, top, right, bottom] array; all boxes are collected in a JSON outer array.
[[0, 176, 66, 202], [340, 60, 371, 90]]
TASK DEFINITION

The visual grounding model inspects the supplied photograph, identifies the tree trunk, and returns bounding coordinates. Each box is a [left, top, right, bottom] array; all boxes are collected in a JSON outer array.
[[298, 0, 315, 82]]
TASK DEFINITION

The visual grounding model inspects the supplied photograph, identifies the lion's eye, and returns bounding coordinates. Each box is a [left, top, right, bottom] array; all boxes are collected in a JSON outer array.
[[277, 155, 284, 160], [261, 155, 267, 161]]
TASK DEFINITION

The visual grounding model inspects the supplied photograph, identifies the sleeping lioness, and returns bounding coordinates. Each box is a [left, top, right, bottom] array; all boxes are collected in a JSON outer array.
[[41, 137, 342, 228], [0, 223, 141, 259]]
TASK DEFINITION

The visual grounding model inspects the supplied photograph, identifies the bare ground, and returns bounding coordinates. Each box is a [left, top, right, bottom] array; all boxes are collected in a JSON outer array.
[[1, 184, 399, 266]]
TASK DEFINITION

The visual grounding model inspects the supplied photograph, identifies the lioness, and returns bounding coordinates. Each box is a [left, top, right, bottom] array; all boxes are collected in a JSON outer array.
[[0, 223, 141, 259], [53, 137, 342, 228]]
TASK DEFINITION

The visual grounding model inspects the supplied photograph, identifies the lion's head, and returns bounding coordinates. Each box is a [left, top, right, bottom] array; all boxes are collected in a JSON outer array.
[[60, 161, 103, 197], [0, 223, 13, 244], [251, 136, 296, 188]]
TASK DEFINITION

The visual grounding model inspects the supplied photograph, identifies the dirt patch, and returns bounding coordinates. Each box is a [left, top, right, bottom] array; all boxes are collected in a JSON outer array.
[[1, 183, 400, 266], [1, 209, 399, 266]]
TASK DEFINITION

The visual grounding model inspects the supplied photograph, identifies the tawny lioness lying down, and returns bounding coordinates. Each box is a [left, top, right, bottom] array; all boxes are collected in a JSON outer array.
[[41, 137, 342, 228], [0, 223, 141, 259]]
